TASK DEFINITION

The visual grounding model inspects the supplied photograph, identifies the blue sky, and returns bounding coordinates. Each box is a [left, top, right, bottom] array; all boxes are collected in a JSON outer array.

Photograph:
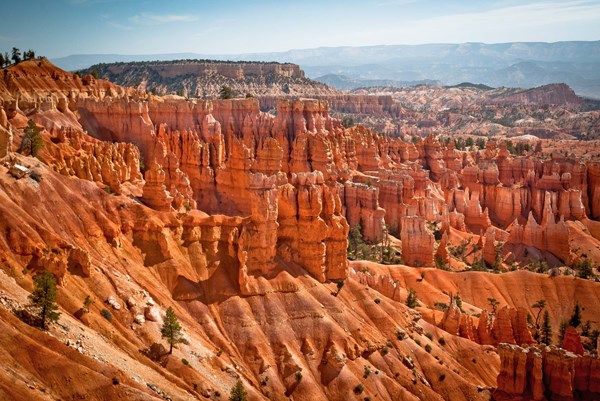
[[1, 0, 599, 57]]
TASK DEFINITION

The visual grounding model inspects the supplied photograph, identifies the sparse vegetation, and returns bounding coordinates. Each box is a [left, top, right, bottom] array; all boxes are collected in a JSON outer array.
[[219, 85, 233, 99], [569, 303, 582, 328], [229, 380, 248, 401], [558, 320, 568, 344], [19, 120, 44, 157], [540, 310, 552, 345], [28, 270, 60, 330], [101, 308, 112, 322], [405, 288, 419, 308], [161, 306, 185, 354], [354, 384, 364, 394], [487, 297, 500, 315], [83, 295, 94, 312]]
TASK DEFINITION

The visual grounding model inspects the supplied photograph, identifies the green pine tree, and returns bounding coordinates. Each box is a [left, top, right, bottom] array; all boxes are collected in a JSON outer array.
[[229, 380, 248, 401], [558, 320, 568, 345], [20, 119, 43, 157], [29, 270, 60, 330], [569, 303, 582, 328], [540, 310, 552, 345], [161, 306, 184, 354]]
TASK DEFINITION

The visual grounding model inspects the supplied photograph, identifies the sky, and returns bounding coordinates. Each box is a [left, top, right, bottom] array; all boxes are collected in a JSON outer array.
[[1, 0, 599, 58]]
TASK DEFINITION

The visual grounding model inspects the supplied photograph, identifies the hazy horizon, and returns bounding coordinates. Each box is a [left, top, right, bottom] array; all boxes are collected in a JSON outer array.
[[1, 1, 599, 58]]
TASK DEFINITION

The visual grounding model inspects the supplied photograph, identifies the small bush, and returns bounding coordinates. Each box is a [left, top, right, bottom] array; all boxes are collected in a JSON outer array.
[[101, 309, 112, 322], [354, 384, 364, 394], [439, 374, 446, 382], [425, 344, 432, 353], [438, 337, 446, 346], [216, 349, 223, 357], [374, 298, 381, 304], [415, 339, 421, 346], [112, 376, 120, 385], [381, 346, 389, 355], [396, 330, 406, 340], [425, 332, 433, 341], [363, 366, 371, 378], [295, 371, 302, 382], [182, 358, 189, 366]]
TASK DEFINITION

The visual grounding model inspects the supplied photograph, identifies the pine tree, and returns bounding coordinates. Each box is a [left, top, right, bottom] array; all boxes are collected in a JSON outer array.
[[540, 310, 552, 345], [20, 119, 43, 157], [229, 380, 248, 401], [487, 297, 500, 315], [29, 270, 60, 330], [11, 47, 21, 64], [0, 53, 4, 68], [532, 299, 546, 340], [347, 224, 363, 260], [219, 85, 233, 99], [558, 320, 568, 345], [161, 306, 184, 354], [569, 303, 582, 328]]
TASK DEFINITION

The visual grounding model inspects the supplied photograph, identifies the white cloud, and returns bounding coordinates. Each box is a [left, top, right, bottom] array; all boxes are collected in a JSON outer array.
[[129, 13, 198, 25], [334, 1, 600, 45]]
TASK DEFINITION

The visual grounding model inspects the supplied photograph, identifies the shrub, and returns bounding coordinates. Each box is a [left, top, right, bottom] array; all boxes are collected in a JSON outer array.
[[295, 371, 302, 382], [414, 339, 421, 346], [112, 376, 120, 385], [406, 288, 419, 308], [354, 384, 364, 394], [381, 346, 389, 355], [425, 332, 433, 341], [182, 358, 189, 365], [374, 298, 381, 304], [439, 374, 446, 382], [438, 337, 446, 346], [425, 344, 432, 353], [363, 366, 371, 378], [101, 309, 112, 322], [396, 330, 406, 340]]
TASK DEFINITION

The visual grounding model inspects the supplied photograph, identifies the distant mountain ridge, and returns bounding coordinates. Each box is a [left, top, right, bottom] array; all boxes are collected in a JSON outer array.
[[51, 41, 600, 98]]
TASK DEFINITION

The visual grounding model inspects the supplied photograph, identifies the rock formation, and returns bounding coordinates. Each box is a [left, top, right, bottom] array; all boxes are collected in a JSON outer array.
[[496, 343, 600, 401]]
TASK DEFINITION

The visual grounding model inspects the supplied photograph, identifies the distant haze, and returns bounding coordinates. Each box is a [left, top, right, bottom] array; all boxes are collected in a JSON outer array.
[[52, 41, 600, 99]]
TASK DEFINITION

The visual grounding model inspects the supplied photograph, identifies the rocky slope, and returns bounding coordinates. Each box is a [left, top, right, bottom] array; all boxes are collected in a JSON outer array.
[[0, 58, 599, 400], [351, 84, 600, 139]]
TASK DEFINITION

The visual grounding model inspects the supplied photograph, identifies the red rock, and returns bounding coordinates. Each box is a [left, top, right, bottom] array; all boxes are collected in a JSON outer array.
[[562, 326, 584, 355]]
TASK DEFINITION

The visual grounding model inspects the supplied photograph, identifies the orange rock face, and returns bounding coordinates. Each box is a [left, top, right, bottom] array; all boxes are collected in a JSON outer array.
[[496, 343, 600, 401]]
